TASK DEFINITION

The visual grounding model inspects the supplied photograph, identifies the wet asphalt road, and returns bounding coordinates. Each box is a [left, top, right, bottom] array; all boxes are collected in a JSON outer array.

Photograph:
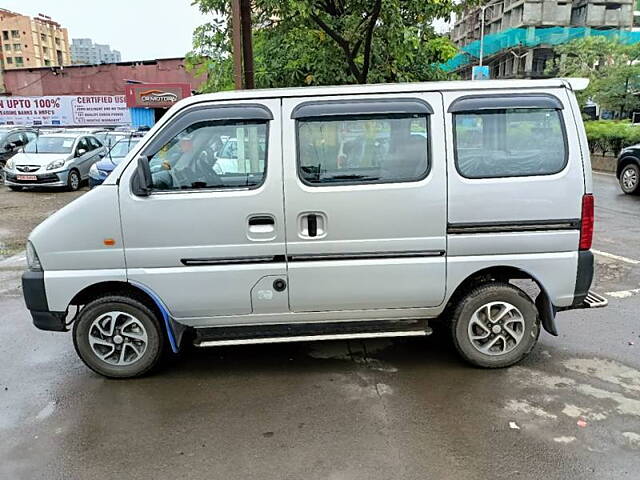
[[1, 173, 640, 479]]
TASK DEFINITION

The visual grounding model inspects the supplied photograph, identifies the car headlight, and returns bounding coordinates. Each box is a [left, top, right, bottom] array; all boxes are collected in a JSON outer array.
[[5, 158, 15, 170], [26, 241, 43, 272], [46, 159, 65, 170]]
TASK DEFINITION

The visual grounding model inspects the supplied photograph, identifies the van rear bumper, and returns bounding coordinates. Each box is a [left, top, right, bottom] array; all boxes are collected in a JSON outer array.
[[22, 271, 67, 331], [571, 250, 594, 307]]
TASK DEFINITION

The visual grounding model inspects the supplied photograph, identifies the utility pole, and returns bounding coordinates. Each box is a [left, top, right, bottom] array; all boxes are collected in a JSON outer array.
[[240, 0, 254, 89], [230, 0, 254, 89], [230, 0, 243, 89]]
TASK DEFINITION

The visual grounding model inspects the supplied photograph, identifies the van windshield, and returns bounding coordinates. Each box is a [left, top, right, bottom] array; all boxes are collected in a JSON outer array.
[[24, 136, 75, 154]]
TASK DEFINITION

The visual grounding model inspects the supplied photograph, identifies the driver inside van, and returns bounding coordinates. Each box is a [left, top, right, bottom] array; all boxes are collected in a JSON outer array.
[[151, 126, 224, 190]]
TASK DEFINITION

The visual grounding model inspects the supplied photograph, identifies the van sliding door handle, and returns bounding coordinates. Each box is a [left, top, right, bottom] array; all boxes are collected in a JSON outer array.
[[307, 214, 318, 237]]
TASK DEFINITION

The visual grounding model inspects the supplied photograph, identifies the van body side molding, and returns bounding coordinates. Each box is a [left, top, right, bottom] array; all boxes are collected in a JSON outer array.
[[287, 250, 445, 262], [447, 219, 580, 234], [181, 255, 286, 266], [181, 251, 444, 266]]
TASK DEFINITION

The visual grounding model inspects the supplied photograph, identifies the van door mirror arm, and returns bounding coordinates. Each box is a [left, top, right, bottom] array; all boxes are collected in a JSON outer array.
[[132, 155, 153, 196]]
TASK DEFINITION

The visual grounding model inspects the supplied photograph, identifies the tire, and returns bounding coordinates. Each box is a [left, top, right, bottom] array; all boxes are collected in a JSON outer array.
[[450, 282, 540, 368], [67, 169, 81, 191], [72, 295, 165, 378], [8, 186, 23, 191], [619, 163, 640, 195]]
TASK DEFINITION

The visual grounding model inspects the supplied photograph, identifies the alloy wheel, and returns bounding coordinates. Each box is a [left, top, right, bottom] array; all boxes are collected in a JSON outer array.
[[467, 301, 525, 356]]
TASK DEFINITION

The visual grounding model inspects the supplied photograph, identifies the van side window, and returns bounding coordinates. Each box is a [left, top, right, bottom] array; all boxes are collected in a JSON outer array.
[[297, 114, 429, 185], [454, 108, 567, 178], [148, 120, 268, 191]]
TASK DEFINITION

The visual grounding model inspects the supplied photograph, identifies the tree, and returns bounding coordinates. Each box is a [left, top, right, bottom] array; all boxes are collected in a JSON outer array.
[[187, 0, 458, 92], [547, 37, 640, 118]]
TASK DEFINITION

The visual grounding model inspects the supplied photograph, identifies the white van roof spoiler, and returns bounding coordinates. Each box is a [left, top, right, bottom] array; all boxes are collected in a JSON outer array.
[[561, 78, 589, 91]]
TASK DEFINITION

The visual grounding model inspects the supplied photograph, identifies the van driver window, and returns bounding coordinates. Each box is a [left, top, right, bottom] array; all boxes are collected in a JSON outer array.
[[454, 108, 567, 178], [149, 120, 267, 191], [297, 114, 429, 185]]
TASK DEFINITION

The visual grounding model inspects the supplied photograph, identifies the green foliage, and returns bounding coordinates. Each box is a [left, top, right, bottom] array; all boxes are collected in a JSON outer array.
[[187, 0, 458, 92], [547, 37, 640, 117], [584, 120, 640, 155]]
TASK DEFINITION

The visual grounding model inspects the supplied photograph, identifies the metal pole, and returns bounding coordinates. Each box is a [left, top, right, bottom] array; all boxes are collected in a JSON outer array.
[[231, 0, 243, 89], [479, 6, 486, 67], [240, 0, 254, 89]]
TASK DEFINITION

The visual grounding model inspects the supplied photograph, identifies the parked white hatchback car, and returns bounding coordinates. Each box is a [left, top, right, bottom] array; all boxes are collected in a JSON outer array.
[[3, 132, 106, 191], [21, 78, 606, 378]]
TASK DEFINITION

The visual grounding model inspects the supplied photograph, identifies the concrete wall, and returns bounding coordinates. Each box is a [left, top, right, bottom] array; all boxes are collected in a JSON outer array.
[[2, 58, 206, 96]]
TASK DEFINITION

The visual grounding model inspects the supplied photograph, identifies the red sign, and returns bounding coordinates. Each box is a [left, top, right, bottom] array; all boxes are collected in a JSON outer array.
[[124, 83, 191, 108]]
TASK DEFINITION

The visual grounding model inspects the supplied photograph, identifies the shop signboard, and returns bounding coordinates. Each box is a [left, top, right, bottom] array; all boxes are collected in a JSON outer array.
[[0, 95, 131, 126]]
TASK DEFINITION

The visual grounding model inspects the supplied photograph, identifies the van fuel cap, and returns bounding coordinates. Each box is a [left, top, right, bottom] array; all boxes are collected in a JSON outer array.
[[273, 279, 287, 292]]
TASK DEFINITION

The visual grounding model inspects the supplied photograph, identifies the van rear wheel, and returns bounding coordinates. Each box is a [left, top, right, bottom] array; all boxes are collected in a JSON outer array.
[[450, 282, 540, 368], [73, 295, 164, 378]]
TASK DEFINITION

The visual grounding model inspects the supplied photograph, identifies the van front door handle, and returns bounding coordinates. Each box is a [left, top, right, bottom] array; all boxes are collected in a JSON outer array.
[[248, 216, 275, 226], [248, 215, 276, 236]]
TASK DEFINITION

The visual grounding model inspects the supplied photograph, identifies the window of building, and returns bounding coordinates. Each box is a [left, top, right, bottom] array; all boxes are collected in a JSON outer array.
[[11, 30, 19, 38], [44, 60, 51, 66], [40, 33, 46, 41], [42, 46, 48, 55], [148, 120, 268, 191], [453, 108, 567, 178], [297, 114, 429, 185], [14, 56, 23, 65], [54, 37, 60, 46], [6, 57, 13, 64], [13, 44, 21, 52], [3, 44, 10, 51], [2, 31, 9, 41], [605, 2, 622, 9]]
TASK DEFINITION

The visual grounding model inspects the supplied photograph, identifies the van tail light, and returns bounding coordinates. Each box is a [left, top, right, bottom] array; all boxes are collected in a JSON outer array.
[[579, 194, 594, 251]]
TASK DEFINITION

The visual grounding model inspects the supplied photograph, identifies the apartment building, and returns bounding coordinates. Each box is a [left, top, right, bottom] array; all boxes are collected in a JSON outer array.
[[71, 38, 121, 64], [0, 9, 71, 70], [450, 0, 634, 79]]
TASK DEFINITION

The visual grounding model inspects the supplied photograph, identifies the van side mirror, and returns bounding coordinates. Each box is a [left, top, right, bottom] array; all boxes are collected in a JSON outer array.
[[132, 156, 152, 196], [76, 148, 87, 157]]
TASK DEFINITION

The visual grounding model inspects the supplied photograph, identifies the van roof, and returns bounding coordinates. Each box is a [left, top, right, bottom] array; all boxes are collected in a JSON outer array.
[[181, 78, 588, 106]]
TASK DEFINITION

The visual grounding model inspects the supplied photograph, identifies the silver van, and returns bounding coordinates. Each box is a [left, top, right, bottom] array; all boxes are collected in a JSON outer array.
[[21, 79, 606, 378]]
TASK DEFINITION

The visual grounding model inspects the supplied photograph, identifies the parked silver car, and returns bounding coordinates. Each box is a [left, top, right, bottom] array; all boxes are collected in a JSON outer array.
[[21, 78, 606, 378], [3, 133, 106, 191]]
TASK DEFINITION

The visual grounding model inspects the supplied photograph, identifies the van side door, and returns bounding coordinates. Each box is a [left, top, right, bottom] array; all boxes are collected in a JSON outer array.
[[118, 100, 287, 321], [282, 93, 447, 312]]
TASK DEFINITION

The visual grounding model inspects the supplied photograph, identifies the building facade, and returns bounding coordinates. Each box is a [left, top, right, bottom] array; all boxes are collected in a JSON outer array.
[[70, 38, 121, 64], [0, 9, 71, 70], [1, 57, 207, 127], [450, 0, 634, 79]]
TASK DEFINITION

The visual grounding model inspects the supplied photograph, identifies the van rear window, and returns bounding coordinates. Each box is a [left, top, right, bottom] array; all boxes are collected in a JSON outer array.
[[453, 108, 567, 178], [297, 114, 429, 185]]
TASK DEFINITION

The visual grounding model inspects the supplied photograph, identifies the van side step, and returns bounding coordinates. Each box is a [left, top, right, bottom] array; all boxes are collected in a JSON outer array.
[[193, 319, 432, 348], [584, 290, 608, 308]]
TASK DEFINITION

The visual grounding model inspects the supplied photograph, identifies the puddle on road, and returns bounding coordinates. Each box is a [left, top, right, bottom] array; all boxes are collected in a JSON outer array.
[[307, 340, 399, 373]]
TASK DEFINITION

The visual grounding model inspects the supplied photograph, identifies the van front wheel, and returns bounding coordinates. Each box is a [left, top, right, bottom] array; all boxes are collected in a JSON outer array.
[[73, 296, 164, 378], [450, 283, 540, 368]]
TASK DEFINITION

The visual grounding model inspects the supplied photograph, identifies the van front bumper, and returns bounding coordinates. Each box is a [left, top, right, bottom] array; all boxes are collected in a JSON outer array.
[[22, 271, 68, 331]]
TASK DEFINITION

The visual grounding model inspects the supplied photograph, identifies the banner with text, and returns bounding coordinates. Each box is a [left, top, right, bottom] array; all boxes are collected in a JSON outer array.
[[0, 95, 132, 126]]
